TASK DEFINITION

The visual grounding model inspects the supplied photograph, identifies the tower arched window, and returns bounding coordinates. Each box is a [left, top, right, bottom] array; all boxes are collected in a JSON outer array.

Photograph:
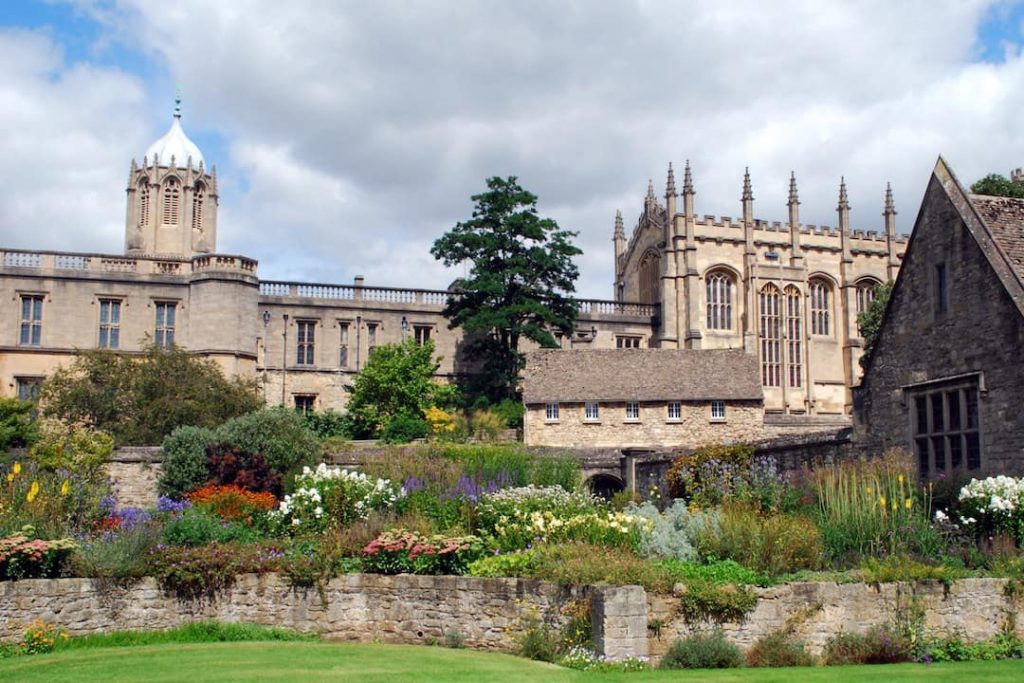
[[706, 271, 733, 330], [759, 284, 781, 387], [137, 180, 150, 227], [809, 278, 831, 336], [192, 181, 205, 232], [784, 285, 802, 388], [162, 177, 181, 225], [856, 279, 881, 316], [638, 251, 660, 305]]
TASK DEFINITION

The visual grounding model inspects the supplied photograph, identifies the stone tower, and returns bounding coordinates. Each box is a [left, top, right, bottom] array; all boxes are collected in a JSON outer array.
[[124, 95, 218, 257]]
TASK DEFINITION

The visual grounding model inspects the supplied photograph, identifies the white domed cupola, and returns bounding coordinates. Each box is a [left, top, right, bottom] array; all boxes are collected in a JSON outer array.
[[145, 95, 205, 169], [125, 94, 218, 258]]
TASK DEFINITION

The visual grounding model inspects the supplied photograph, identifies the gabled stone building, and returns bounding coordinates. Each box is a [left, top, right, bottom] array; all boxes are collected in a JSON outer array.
[[854, 158, 1024, 476], [522, 348, 763, 448]]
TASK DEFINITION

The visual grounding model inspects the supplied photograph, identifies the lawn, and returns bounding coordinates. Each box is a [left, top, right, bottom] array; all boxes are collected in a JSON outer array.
[[0, 642, 1021, 682]]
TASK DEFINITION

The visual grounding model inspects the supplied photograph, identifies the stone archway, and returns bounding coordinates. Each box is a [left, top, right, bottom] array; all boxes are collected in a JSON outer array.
[[586, 473, 625, 501]]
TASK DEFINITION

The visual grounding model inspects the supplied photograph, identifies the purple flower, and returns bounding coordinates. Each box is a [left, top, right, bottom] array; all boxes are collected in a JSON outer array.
[[156, 496, 192, 515]]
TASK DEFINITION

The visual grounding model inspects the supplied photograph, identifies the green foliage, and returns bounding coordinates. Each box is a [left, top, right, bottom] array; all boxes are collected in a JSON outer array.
[[39, 345, 261, 446], [345, 339, 449, 439], [159, 426, 216, 499], [970, 173, 1024, 198], [51, 621, 315, 652], [677, 580, 759, 623], [146, 542, 282, 600], [746, 630, 815, 667], [301, 409, 349, 439], [923, 633, 1024, 662], [380, 415, 429, 444], [666, 443, 758, 507], [0, 399, 38, 451], [526, 542, 678, 592], [469, 409, 505, 441], [690, 504, 823, 576], [659, 630, 743, 670], [431, 176, 581, 402], [660, 558, 769, 587], [511, 607, 560, 662], [466, 550, 536, 577], [28, 420, 114, 481], [823, 625, 911, 665], [71, 521, 162, 579], [161, 507, 260, 547], [1, 459, 111, 538], [857, 281, 893, 369], [861, 555, 963, 585], [490, 399, 525, 429], [627, 500, 699, 561], [214, 407, 319, 476]]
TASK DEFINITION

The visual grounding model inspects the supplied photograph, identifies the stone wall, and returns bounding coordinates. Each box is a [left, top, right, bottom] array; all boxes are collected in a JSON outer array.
[[105, 447, 163, 508], [648, 579, 1023, 659], [0, 573, 583, 650]]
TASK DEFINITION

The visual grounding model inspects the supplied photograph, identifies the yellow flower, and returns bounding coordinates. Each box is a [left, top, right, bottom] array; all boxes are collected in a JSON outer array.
[[26, 481, 40, 503], [892, 501, 898, 511], [898, 474, 904, 485], [865, 487, 873, 495], [879, 496, 887, 508], [12, 462, 21, 475], [905, 498, 913, 509], [5, 473, 12, 483], [60, 480, 70, 496]]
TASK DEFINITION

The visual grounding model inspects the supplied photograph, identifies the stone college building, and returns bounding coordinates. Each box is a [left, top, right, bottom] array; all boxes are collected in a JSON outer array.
[[0, 104, 905, 421]]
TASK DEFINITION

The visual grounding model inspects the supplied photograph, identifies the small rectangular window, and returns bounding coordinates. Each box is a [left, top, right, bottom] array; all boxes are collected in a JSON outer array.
[[935, 263, 948, 314], [154, 302, 176, 348], [19, 295, 43, 346], [911, 381, 981, 474], [585, 401, 599, 421], [294, 395, 316, 414], [15, 377, 43, 402], [616, 335, 641, 349], [339, 322, 349, 368], [414, 325, 431, 346], [711, 400, 726, 420], [545, 402, 559, 421], [367, 323, 378, 353], [98, 299, 122, 349], [296, 320, 316, 366], [667, 401, 681, 421], [625, 402, 640, 421]]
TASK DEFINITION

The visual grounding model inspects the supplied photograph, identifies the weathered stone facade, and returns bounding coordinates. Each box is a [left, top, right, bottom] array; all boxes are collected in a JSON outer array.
[[854, 159, 1024, 476], [616, 165, 906, 416]]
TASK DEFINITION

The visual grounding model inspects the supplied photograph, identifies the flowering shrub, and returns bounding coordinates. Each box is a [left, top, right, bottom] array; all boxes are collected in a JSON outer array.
[[147, 542, 284, 599], [1, 459, 110, 538], [0, 528, 76, 580], [362, 529, 482, 575], [666, 443, 756, 508], [269, 464, 405, 534], [476, 486, 648, 551], [19, 619, 68, 655], [956, 476, 1024, 544], [559, 646, 650, 672], [187, 485, 277, 525]]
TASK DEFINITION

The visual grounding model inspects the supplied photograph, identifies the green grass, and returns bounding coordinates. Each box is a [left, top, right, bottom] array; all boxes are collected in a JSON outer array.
[[0, 641, 1021, 682], [51, 620, 315, 651]]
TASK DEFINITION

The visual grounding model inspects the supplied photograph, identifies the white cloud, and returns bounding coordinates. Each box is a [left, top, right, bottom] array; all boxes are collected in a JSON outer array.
[[4, 0, 1024, 298]]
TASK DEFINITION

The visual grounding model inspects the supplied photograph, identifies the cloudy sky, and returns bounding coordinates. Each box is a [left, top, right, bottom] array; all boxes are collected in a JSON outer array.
[[2, 1, 1023, 298]]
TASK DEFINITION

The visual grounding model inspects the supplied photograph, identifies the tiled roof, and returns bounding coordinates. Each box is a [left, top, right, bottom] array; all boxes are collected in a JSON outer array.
[[521, 348, 762, 404], [970, 194, 1024, 283]]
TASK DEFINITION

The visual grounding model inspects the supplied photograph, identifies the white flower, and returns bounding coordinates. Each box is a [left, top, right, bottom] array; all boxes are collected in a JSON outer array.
[[292, 517, 302, 526], [934, 510, 948, 523], [314, 506, 323, 517]]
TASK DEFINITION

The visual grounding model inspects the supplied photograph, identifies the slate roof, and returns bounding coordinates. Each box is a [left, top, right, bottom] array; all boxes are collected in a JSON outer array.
[[969, 194, 1024, 285], [521, 348, 762, 404]]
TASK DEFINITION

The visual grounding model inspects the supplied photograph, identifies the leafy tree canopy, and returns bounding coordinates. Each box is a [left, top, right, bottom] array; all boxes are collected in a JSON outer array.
[[430, 176, 582, 401], [345, 338, 457, 439], [40, 344, 262, 446], [857, 281, 894, 371], [970, 173, 1024, 198]]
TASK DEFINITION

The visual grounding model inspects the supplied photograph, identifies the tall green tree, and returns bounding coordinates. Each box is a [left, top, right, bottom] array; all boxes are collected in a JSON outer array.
[[970, 173, 1024, 198], [40, 344, 262, 445], [857, 281, 893, 370], [431, 176, 582, 401], [344, 338, 457, 439]]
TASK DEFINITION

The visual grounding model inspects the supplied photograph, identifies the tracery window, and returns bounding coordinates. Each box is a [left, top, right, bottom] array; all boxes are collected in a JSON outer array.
[[856, 279, 881, 316], [784, 285, 802, 388], [138, 180, 150, 227], [638, 251, 660, 305], [162, 177, 181, 225], [706, 271, 733, 330], [191, 182, 205, 232], [809, 278, 831, 336], [759, 284, 781, 387]]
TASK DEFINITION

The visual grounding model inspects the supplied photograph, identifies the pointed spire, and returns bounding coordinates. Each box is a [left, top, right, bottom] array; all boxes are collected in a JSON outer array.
[[837, 176, 849, 211], [742, 167, 753, 201], [787, 171, 800, 206], [665, 162, 676, 197], [613, 209, 625, 238], [646, 179, 656, 202], [884, 182, 896, 216], [683, 160, 694, 195]]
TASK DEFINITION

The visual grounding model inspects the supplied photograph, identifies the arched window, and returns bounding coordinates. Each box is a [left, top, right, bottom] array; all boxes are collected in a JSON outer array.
[[638, 251, 660, 305], [191, 181, 205, 232], [809, 278, 831, 336], [137, 180, 150, 227], [856, 279, 881, 315], [759, 284, 781, 387], [706, 271, 733, 330], [162, 177, 181, 225], [784, 285, 802, 388]]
